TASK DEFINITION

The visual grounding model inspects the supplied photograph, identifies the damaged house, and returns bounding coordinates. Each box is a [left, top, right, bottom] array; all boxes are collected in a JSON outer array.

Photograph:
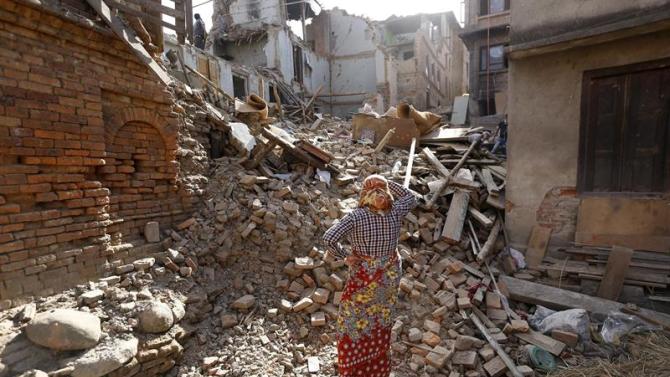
[[198, 0, 467, 117], [506, 0, 670, 252], [459, 0, 510, 120]]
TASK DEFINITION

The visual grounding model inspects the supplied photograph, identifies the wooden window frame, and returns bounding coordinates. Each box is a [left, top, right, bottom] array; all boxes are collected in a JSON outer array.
[[480, 44, 506, 72], [479, 0, 510, 17], [578, 57, 670, 196]]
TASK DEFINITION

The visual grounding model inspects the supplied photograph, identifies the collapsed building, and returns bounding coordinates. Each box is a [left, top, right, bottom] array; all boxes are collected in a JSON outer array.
[[1, 0, 670, 376]]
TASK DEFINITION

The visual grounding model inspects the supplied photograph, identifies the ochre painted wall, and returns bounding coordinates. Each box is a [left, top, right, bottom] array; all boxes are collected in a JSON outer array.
[[506, 30, 670, 248]]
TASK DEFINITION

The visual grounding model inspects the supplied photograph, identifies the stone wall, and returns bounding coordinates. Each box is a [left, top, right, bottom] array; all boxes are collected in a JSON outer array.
[[0, 0, 195, 306]]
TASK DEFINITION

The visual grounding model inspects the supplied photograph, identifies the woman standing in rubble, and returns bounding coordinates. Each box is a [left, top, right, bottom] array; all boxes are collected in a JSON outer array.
[[323, 175, 417, 377]]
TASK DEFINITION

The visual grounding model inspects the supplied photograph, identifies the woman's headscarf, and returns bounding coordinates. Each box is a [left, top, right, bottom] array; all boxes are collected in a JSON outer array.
[[358, 174, 394, 213]]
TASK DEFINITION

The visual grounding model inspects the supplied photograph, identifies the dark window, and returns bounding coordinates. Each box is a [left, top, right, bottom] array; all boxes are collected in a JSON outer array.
[[479, 0, 510, 16], [232, 75, 247, 99], [480, 44, 506, 71], [579, 59, 670, 193], [293, 45, 304, 84], [403, 50, 414, 60], [478, 97, 496, 116]]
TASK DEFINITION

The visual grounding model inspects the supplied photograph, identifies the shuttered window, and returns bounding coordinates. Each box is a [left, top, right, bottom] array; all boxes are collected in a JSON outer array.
[[579, 59, 670, 193]]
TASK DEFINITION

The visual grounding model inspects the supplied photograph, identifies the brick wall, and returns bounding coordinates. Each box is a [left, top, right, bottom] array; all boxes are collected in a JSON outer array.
[[0, 0, 194, 305], [535, 186, 580, 245]]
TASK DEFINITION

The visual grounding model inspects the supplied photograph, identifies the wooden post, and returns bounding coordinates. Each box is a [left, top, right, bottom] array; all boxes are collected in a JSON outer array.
[[184, 0, 193, 44], [597, 246, 634, 300], [441, 190, 470, 244], [403, 138, 417, 188], [273, 85, 284, 119], [469, 314, 524, 377], [477, 217, 502, 262], [174, 0, 186, 44], [374, 128, 395, 154], [427, 139, 479, 208]]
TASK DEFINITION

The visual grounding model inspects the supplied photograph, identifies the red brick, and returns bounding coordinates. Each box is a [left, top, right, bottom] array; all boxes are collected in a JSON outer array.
[[0, 204, 20, 214], [19, 183, 51, 193]]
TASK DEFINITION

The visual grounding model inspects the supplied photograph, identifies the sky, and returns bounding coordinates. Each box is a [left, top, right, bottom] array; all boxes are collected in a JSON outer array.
[[190, 0, 464, 33]]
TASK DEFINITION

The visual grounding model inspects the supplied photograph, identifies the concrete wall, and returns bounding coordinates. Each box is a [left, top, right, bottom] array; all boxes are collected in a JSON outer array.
[[511, 0, 670, 44], [165, 39, 236, 95], [227, 0, 284, 29], [506, 30, 670, 247]]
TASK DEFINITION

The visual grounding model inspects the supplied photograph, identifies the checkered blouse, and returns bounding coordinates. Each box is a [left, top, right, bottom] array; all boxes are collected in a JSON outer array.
[[323, 180, 417, 259]]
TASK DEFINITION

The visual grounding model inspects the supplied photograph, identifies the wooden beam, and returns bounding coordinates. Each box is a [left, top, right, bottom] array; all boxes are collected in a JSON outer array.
[[441, 190, 470, 244], [525, 225, 552, 269], [374, 128, 395, 153], [184, 65, 234, 102], [470, 314, 523, 377], [597, 246, 634, 300], [477, 218, 502, 262], [499, 276, 670, 329], [85, 0, 172, 86], [468, 207, 493, 229], [515, 331, 565, 356], [427, 139, 480, 208], [480, 168, 500, 195], [403, 138, 417, 188]]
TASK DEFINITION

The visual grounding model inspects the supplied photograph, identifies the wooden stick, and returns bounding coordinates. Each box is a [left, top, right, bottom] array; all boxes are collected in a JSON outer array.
[[470, 314, 524, 377], [477, 217, 502, 262], [427, 139, 479, 208], [374, 128, 396, 153], [403, 138, 417, 188], [304, 84, 323, 112], [184, 65, 234, 102], [273, 85, 283, 119]]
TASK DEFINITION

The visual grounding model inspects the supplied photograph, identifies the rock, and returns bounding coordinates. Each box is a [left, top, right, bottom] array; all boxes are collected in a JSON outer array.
[[478, 345, 495, 361], [171, 300, 186, 322], [16, 303, 36, 323], [452, 351, 478, 369], [137, 301, 174, 333], [483, 356, 507, 377], [292, 297, 313, 312], [179, 266, 193, 277], [307, 356, 320, 373], [408, 328, 422, 342], [166, 248, 185, 263], [80, 290, 105, 305], [133, 257, 155, 271], [202, 356, 218, 369], [25, 309, 101, 351], [422, 332, 441, 347], [231, 295, 256, 310], [69, 335, 138, 377], [144, 221, 160, 243], [424, 319, 441, 334], [18, 370, 48, 377], [294, 257, 315, 269], [313, 288, 330, 304], [311, 312, 326, 327], [503, 319, 529, 334], [220, 314, 237, 329], [425, 345, 452, 369], [455, 335, 484, 350]]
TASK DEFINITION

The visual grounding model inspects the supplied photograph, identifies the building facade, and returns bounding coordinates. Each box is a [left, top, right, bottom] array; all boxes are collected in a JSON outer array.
[[460, 0, 510, 118], [506, 0, 670, 250]]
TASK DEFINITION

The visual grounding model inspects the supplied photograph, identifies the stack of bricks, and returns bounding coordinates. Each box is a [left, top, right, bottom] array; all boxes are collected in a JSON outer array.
[[0, 0, 197, 306], [105, 326, 188, 377]]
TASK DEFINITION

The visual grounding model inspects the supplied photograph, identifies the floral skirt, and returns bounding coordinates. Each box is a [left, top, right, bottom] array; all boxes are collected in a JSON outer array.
[[336, 253, 401, 377]]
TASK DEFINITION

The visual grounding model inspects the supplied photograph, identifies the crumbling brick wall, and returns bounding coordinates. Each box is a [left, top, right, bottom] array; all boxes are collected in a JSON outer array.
[[0, 0, 194, 306], [535, 187, 580, 245]]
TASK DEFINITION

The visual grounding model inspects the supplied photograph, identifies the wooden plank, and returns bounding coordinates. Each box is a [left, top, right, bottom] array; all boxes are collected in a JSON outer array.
[[562, 246, 670, 264], [470, 314, 523, 377], [184, 0, 193, 43], [403, 138, 417, 188], [441, 159, 499, 165], [477, 218, 502, 262], [540, 259, 669, 285], [488, 165, 507, 179], [499, 276, 670, 329], [422, 147, 480, 191], [515, 330, 565, 356], [374, 128, 395, 153], [85, 0, 172, 86], [427, 140, 479, 208], [441, 190, 470, 243], [525, 226, 552, 269], [597, 246, 634, 300], [468, 207, 493, 229], [481, 168, 500, 195], [578, 273, 666, 288], [486, 194, 505, 210]]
